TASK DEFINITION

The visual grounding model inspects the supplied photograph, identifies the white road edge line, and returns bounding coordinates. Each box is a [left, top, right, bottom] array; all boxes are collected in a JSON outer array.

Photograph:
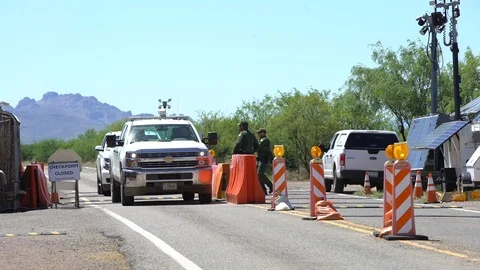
[[93, 206, 203, 270], [450, 208, 480, 214]]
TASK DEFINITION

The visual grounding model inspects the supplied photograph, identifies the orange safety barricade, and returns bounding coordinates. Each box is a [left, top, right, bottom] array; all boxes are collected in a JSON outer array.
[[226, 155, 264, 204], [309, 159, 326, 217], [20, 164, 51, 210], [213, 163, 230, 200], [391, 160, 416, 236]]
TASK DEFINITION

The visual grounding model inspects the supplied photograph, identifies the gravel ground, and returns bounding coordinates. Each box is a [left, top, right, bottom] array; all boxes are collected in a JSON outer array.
[[0, 207, 130, 270]]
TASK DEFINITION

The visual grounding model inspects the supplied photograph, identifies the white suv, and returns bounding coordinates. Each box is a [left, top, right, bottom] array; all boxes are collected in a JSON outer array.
[[321, 130, 400, 193], [94, 131, 121, 196]]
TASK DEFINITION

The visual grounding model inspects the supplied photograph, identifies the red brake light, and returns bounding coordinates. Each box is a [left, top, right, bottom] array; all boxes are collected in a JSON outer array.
[[340, 154, 345, 166]]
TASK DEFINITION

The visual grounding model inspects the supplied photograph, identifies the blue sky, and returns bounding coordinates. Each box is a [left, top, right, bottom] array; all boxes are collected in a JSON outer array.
[[1, 0, 479, 120]]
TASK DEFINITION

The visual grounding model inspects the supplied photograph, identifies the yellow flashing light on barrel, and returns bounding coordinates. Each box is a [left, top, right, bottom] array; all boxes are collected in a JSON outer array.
[[209, 149, 216, 158], [310, 146, 322, 159], [385, 144, 394, 160], [273, 145, 285, 158], [393, 142, 409, 161]]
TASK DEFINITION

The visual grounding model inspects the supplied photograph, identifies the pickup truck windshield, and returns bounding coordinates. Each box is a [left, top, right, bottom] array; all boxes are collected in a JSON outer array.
[[344, 133, 399, 150], [129, 124, 198, 143]]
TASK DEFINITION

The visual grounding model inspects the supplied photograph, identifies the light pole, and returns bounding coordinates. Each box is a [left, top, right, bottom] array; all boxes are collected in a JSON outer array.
[[434, 0, 461, 120], [417, 12, 440, 114]]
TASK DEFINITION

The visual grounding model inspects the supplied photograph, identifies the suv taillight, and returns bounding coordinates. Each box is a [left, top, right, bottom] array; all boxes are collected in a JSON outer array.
[[340, 154, 345, 167]]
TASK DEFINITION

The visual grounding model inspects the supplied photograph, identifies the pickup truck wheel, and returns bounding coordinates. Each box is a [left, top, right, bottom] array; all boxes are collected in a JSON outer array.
[[325, 180, 332, 192], [198, 193, 212, 204], [97, 175, 102, 195], [120, 183, 134, 206], [111, 179, 121, 203], [375, 183, 384, 192], [332, 166, 345, 193], [182, 192, 195, 201]]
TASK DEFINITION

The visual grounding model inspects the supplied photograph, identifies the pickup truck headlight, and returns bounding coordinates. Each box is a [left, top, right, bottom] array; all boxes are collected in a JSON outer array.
[[196, 156, 211, 167], [125, 152, 139, 168], [126, 152, 137, 158], [103, 158, 111, 170], [126, 158, 139, 168]]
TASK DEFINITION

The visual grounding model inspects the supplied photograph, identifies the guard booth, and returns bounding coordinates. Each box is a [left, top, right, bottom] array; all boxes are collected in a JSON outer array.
[[0, 105, 22, 212]]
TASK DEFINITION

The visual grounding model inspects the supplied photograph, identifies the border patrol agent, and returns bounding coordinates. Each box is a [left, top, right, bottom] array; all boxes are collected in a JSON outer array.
[[256, 128, 273, 194], [233, 121, 259, 154]]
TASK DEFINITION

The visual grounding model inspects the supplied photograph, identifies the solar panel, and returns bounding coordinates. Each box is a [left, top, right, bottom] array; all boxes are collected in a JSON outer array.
[[473, 113, 480, 122], [414, 121, 469, 150], [459, 96, 480, 115], [407, 115, 439, 169]]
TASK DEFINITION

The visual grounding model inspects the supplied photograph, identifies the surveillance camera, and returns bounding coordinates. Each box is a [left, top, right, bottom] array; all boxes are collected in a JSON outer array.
[[419, 26, 429, 35], [436, 25, 446, 33]]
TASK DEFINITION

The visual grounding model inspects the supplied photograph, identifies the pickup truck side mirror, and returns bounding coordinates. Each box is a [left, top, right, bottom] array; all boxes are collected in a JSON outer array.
[[202, 132, 218, 146], [319, 144, 327, 153], [94, 145, 103, 152], [106, 135, 117, 147]]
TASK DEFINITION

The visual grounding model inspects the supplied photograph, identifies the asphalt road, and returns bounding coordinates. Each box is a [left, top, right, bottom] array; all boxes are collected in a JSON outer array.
[[3, 167, 480, 270]]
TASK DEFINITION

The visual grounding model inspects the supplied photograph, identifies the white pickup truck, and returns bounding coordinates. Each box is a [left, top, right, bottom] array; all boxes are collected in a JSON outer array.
[[321, 130, 400, 193], [94, 131, 121, 196], [107, 115, 218, 206]]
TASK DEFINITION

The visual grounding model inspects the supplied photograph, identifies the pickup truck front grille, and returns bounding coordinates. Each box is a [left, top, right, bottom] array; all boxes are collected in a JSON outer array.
[[137, 152, 198, 158], [138, 160, 197, 168]]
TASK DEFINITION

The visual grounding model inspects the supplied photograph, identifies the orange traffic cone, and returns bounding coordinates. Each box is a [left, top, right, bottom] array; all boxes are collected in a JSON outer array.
[[364, 171, 372, 194], [425, 173, 439, 203], [414, 171, 423, 199]]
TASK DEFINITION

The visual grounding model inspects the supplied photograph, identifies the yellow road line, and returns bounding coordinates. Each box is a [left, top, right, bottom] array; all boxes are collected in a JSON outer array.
[[28, 232, 39, 236], [248, 204, 473, 260], [51, 231, 62, 235], [5, 234, 15, 237], [400, 240, 468, 259]]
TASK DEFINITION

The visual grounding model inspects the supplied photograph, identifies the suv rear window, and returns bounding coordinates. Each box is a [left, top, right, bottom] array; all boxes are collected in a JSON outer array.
[[344, 132, 399, 150]]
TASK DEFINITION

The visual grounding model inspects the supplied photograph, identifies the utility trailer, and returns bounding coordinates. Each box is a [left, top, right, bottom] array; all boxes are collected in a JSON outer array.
[[408, 97, 480, 192], [0, 103, 23, 212]]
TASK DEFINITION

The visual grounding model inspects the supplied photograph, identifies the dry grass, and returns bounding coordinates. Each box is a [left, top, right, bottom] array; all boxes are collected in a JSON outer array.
[[354, 190, 384, 199]]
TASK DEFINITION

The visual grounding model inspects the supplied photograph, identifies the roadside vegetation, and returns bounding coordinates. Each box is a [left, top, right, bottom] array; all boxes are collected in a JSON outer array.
[[21, 40, 480, 179]]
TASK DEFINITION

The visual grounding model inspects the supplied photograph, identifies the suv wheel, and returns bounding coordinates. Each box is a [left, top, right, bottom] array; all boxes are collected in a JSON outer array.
[[332, 166, 345, 193], [182, 192, 195, 201], [121, 183, 134, 206], [198, 193, 212, 204], [111, 179, 121, 203]]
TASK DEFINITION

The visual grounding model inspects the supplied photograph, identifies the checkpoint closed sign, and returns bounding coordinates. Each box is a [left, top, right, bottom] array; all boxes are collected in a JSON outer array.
[[48, 162, 81, 181]]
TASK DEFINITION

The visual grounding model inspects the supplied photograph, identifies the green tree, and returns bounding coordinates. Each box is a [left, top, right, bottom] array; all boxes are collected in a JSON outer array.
[[347, 41, 432, 140]]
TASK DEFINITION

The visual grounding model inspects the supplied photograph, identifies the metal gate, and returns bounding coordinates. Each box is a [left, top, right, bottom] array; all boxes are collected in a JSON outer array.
[[0, 107, 21, 212]]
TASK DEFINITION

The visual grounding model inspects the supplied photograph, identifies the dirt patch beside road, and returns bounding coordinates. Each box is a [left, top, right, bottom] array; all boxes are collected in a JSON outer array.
[[0, 207, 131, 270]]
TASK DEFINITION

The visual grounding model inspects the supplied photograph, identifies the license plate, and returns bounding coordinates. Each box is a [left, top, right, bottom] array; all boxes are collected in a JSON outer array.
[[162, 183, 177, 190], [369, 172, 378, 178]]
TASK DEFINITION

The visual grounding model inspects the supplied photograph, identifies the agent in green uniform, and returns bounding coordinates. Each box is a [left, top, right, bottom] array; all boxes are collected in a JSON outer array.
[[256, 128, 273, 194], [233, 121, 259, 154]]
